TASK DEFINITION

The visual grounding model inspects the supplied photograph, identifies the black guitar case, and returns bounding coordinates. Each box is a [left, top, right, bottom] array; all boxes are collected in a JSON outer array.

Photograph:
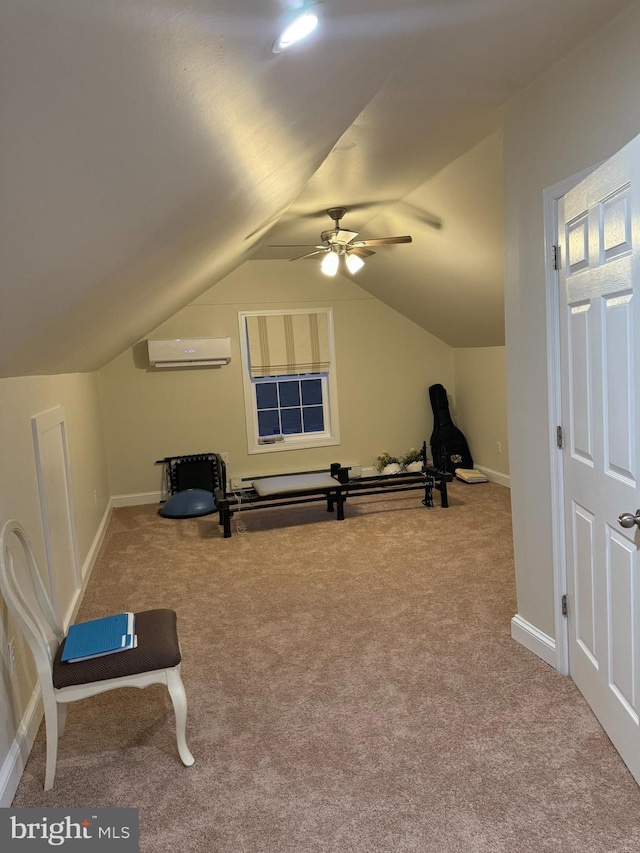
[[429, 384, 473, 474]]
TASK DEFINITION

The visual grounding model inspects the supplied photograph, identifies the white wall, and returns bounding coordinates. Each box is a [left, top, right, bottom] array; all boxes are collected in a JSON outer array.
[[0, 372, 110, 803], [360, 130, 505, 348], [504, 1, 640, 637], [98, 260, 456, 496], [453, 347, 508, 479]]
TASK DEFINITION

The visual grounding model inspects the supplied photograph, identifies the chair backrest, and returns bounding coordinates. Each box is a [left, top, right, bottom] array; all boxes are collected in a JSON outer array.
[[0, 520, 64, 686]]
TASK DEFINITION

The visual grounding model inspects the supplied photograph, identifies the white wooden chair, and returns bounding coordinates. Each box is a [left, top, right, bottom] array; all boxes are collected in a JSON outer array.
[[0, 519, 195, 791]]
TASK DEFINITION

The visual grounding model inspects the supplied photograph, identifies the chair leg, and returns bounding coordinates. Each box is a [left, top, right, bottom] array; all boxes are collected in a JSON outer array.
[[42, 692, 59, 791], [166, 667, 195, 767], [57, 703, 68, 737]]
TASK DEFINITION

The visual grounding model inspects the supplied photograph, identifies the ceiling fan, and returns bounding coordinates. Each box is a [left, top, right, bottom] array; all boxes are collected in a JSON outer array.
[[269, 207, 412, 276]]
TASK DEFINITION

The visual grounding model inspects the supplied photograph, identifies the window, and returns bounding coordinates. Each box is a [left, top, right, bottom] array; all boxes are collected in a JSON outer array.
[[239, 309, 340, 454], [255, 375, 325, 439]]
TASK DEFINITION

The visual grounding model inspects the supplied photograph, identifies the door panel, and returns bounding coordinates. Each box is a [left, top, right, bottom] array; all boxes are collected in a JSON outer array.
[[573, 503, 597, 665], [603, 293, 634, 481], [560, 133, 640, 784], [607, 527, 636, 715], [568, 303, 593, 462]]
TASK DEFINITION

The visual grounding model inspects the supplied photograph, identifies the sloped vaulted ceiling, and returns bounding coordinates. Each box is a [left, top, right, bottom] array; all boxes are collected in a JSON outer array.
[[0, 0, 633, 376]]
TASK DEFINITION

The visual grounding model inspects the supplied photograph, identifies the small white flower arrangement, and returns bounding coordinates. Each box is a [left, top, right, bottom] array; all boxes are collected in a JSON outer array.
[[400, 447, 424, 473], [375, 451, 401, 475]]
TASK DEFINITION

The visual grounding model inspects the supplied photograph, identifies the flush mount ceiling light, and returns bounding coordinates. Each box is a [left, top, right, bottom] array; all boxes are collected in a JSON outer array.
[[273, 6, 320, 53]]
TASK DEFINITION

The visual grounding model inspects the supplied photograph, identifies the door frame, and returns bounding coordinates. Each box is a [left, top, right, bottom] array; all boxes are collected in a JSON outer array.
[[543, 164, 601, 676]]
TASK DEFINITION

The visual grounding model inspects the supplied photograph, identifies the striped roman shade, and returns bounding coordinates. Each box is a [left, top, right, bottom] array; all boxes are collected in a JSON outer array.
[[246, 312, 331, 378]]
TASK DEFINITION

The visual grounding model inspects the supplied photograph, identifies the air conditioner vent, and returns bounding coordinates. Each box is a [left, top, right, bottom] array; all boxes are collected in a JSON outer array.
[[147, 337, 231, 368]]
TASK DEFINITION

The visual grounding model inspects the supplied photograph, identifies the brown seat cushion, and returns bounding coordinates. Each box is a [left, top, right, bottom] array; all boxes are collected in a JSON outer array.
[[53, 609, 182, 689]]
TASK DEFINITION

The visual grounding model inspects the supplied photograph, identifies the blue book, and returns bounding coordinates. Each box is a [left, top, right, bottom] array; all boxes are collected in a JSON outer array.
[[61, 612, 135, 663]]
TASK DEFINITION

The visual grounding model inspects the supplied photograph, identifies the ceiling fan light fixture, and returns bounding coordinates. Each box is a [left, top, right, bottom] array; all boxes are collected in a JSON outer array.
[[345, 253, 365, 274], [321, 251, 339, 277], [273, 8, 319, 53], [267, 207, 412, 273]]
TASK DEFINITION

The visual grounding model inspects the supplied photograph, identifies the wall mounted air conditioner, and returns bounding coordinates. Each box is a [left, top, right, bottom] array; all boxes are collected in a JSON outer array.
[[147, 337, 231, 368]]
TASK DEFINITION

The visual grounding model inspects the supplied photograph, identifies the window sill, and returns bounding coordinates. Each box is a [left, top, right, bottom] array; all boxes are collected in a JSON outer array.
[[248, 435, 340, 455]]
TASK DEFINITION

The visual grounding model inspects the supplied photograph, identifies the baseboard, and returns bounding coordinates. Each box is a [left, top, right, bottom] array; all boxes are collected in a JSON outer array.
[[81, 500, 113, 582], [475, 466, 511, 488], [360, 466, 377, 478], [365, 464, 509, 486], [511, 614, 557, 669], [111, 491, 161, 508], [59, 500, 114, 630], [0, 685, 43, 807]]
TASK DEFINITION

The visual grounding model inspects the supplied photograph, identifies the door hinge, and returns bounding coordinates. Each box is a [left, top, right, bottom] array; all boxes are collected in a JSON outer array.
[[552, 244, 561, 270], [561, 594, 568, 617], [557, 426, 564, 449]]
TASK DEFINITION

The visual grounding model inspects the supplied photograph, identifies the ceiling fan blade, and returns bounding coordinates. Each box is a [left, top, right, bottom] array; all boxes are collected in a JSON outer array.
[[335, 229, 358, 243], [289, 250, 326, 261], [351, 235, 413, 247], [269, 244, 324, 248], [398, 201, 443, 230], [348, 247, 375, 258]]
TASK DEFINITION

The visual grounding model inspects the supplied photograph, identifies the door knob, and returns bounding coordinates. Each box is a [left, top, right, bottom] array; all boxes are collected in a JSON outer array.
[[618, 510, 640, 529]]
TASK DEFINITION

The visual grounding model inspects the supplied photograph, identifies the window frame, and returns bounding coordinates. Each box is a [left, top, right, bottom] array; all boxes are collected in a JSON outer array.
[[238, 308, 341, 455]]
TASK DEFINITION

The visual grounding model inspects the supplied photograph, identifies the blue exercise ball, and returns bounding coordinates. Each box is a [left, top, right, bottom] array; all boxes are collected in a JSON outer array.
[[159, 488, 216, 519]]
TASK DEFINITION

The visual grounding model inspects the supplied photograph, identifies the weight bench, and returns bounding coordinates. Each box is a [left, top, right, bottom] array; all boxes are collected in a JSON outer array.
[[214, 443, 451, 538]]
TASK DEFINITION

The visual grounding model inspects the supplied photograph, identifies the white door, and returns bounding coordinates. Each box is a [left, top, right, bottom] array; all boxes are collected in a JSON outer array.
[[31, 406, 80, 628], [559, 133, 640, 783]]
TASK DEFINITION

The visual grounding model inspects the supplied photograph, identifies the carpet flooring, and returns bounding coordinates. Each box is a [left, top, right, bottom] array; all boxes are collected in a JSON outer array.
[[12, 481, 640, 851]]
